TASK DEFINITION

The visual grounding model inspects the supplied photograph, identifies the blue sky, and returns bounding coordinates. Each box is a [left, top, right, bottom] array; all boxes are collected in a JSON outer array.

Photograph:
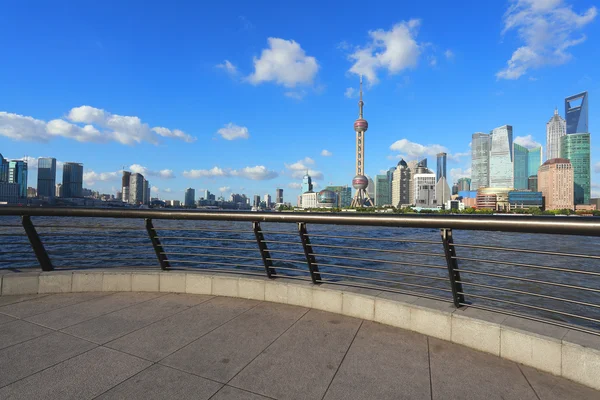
[[0, 0, 598, 202]]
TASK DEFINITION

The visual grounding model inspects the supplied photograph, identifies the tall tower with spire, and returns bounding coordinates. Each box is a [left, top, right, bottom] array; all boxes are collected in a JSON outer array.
[[546, 108, 566, 160], [350, 76, 374, 207]]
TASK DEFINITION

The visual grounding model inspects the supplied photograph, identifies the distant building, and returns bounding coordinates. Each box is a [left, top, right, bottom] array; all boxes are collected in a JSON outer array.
[[0, 153, 8, 183], [8, 160, 28, 198], [528, 175, 538, 192], [471, 132, 490, 190], [37, 157, 56, 198], [436, 152, 447, 182], [513, 143, 529, 190], [560, 133, 590, 205], [476, 187, 511, 211], [528, 147, 542, 176], [129, 173, 144, 205], [457, 178, 471, 192], [0, 182, 19, 204], [184, 188, 196, 207], [276, 188, 283, 204], [264, 194, 272, 208], [366, 176, 375, 201], [565, 91, 588, 134], [435, 177, 451, 206], [546, 109, 566, 160], [391, 159, 411, 207], [62, 162, 83, 198], [489, 125, 513, 188], [122, 171, 131, 203], [538, 158, 574, 211], [301, 173, 313, 193], [413, 164, 437, 208], [55, 183, 63, 197], [508, 191, 543, 210], [253, 195, 260, 208], [323, 186, 352, 208], [27, 187, 37, 198], [374, 174, 391, 206], [452, 183, 459, 195], [301, 192, 317, 209]]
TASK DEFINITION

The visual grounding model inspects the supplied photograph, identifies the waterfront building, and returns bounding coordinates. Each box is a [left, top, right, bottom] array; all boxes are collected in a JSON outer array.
[[560, 133, 591, 205], [317, 190, 337, 209], [323, 186, 352, 208], [8, 160, 28, 198], [565, 92, 588, 134], [129, 173, 144, 205], [350, 75, 374, 207], [37, 157, 56, 198], [0, 182, 20, 203], [121, 171, 131, 203], [301, 191, 317, 209], [413, 165, 437, 208], [374, 174, 391, 206], [301, 172, 313, 193], [471, 132, 490, 190], [55, 183, 63, 197], [276, 188, 283, 204], [513, 143, 529, 190], [184, 188, 195, 207], [546, 109, 566, 160], [528, 175, 538, 192], [391, 159, 411, 207], [264, 194, 272, 208], [253, 195, 260, 208], [27, 187, 37, 198], [142, 179, 149, 205], [489, 125, 514, 188], [0, 153, 8, 182], [62, 162, 83, 198], [538, 158, 574, 210], [436, 152, 447, 182], [366, 176, 375, 201], [436, 176, 451, 206], [528, 146, 542, 176], [476, 187, 511, 210], [452, 183, 459, 195], [457, 178, 471, 192], [508, 191, 543, 210]]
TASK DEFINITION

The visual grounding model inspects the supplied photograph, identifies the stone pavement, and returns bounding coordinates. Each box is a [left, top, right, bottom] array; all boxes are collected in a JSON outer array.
[[0, 292, 598, 400]]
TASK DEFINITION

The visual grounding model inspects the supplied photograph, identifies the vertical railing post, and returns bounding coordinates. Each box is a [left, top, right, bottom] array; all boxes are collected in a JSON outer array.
[[21, 215, 53, 271], [145, 218, 170, 270], [441, 228, 465, 307], [298, 222, 321, 284], [253, 221, 275, 278]]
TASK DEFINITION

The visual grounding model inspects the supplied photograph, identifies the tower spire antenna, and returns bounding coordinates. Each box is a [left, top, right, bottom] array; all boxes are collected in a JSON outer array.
[[358, 75, 364, 119]]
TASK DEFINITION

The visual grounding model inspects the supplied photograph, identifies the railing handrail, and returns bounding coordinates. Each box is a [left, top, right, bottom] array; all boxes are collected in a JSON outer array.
[[1, 206, 600, 236]]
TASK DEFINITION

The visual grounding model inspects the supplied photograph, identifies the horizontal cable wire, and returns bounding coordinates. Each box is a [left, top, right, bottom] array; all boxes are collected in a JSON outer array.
[[306, 233, 440, 245], [158, 236, 256, 243], [161, 252, 262, 262], [320, 279, 449, 302], [315, 262, 449, 281], [310, 243, 445, 257], [310, 253, 447, 269], [167, 259, 263, 269], [452, 243, 600, 260], [161, 244, 256, 252], [154, 227, 253, 233], [316, 271, 452, 292], [261, 240, 302, 246], [452, 256, 600, 277], [268, 266, 310, 274]]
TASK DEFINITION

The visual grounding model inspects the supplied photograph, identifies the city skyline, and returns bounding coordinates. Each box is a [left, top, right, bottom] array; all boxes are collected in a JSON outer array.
[[1, 0, 599, 202]]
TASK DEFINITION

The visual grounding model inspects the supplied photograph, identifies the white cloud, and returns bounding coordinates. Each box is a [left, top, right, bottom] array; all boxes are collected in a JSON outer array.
[[594, 162, 600, 173], [151, 186, 159, 194], [284, 91, 306, 100], [450, 167, 471, 183], [183, 167, 229, 178], [390, 139, 448, 159], [497, 0, 597, 79], [129, 164, 175, 179], [0, 106, 195, 145], [344, 87, 356, 98], [231, 165, 278, 180], [219, 186, 231, 193], [348, 20, 422, 84], [247, 38, 319, 88], [321, 149, 333, 157], [83, 170, 119, 186], [285, 157, 323, 180], [217, 123, 249, 140], [429, 56, 437, 66], [514, 134, 542, 149], [288, 182, 302, 189], [163, 188, 172, 193], [444, 49, 455, 59], [216, 60, 238, 75]]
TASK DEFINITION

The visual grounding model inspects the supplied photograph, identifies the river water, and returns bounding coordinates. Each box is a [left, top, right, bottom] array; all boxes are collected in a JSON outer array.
[[1, 215, 599, 330]]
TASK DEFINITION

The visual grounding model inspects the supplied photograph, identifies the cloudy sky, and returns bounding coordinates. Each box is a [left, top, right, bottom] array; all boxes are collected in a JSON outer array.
[[1, 0, 598, 201]]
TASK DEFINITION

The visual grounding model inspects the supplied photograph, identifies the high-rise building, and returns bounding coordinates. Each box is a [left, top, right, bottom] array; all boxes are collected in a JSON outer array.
[[391, 159, 411, 207], [0, 182, 19, 203], [452, 183, 459, 195], [301, 172, 313, 193], [0, 153, 9, 182], [457, 178, 471, 192], [471, 132, 490, 190], [538, 158, 574, 210], [513, 143, 529, 190], [546, 109, 566, 159], [55, 183, 63, 197], [528, 147, 543, 176], [435, 177, 451, 206], [413, 165, 437, 208], [528, 175, 538, 192], [560, 133, 590, 205], [253, 195, 261, 207], [323, 186, 352, 207], [436, 152, 447, 182], [121, 171, 131, 203], [8, 160, 28, 198], [350, 76, 374, 207], [27, 187, 37, 198], [565, 92, 588, 134], [62, 162, 83, 198], [374, 175, 391, 206], [129, 173, 144, 205], [264, 194, 272, 208], [184, 188, 196, 207], [276, 188, 283, 204], [37, 157, 56, 198], [366, 176, 375, 201], [145, 180, 151, 206], [489, 125, 514, 188]]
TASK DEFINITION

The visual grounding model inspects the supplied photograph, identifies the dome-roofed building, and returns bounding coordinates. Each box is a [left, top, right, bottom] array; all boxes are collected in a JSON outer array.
[[318, 189, 337, 206]]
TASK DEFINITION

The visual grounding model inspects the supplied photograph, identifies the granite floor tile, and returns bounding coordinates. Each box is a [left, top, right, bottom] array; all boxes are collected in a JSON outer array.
[[0, 319, 53, 350]]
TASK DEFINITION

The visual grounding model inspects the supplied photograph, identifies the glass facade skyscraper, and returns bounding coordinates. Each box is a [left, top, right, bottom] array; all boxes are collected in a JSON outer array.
[[527, 147, 542, 177], [513, 143, 528, 190], [301, 173, 313, 193], [62, 162, 83, 198], [8, 160, 27, 198], [546, 109, 566, 160], [471, 132, 490, 190], [457, 178, 471, 192], [374, 174, 391, 206], [0, 153, 8, 182], [565, 92, 588, 134], [37, 157, 56, 198], [489, 125, 513, 188], [560, 133, 590, 205], [436, 152, 447, 182], [323, 186, 352, 207]]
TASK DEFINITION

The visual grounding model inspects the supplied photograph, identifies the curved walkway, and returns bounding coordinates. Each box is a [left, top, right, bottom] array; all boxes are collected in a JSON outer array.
[[0, 291, 598, 400]]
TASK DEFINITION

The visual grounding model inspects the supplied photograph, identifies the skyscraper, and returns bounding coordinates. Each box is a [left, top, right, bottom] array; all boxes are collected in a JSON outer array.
[[62, 162, 83, 198], [129, 173, 144, 205], [374, 175, 391, 206], [323, 186, 352, 207], [391, 159, 411, 207], [350, 75, 374, 207], [366, 176, 375, 200], [184, 188, 196, 207], [8, 160, 28, 198], [546, 109, 566, 159], [37, 157, 56, 198], [276, 188, 283, 204], [413, 164, 437, 208], [142, 179, 149, 205], [264, 194, 272, 208], [513, 143, 529, 190], [489, 125, 513, 188], [301, 172, 313, 193], [528, 147, 543, 177], [0, 153, 8, 182], [122, 171, 131, 203], [436, 152, 447, 182], [471, 132, 490, 190], [538, 158, 574, 210], [560, 133, 590, 205], [565, 92, 588, 134], [457, 178, 471, 192]]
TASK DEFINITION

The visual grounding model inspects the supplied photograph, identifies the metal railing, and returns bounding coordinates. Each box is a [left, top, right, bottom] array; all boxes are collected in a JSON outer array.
[[1, 206, 600, 335]]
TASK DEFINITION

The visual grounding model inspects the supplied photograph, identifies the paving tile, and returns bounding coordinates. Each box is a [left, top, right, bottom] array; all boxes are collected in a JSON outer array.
[[0, 312, 16, 325], [429, 337, 538, 400], [230, 309, 362, 400], [106, 296, 257, 362], [323, 321, 430, 400], [24, 292, 162, 329], [0, 331, 96, 387], [0, 294, 49, 307], [0, 346, 151, 400], [62, 293, 213, 344], [212, 385, 273, 400], [520, 364, 600, 400], [162, 301, 307, 382], [0, 292, 110, 318], [0, 319, 53, 350], [96, 364, 222, 400]]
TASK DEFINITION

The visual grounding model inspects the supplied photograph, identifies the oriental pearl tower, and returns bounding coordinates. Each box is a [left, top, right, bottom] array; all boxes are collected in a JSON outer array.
[[350, 75, 374, 207]]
